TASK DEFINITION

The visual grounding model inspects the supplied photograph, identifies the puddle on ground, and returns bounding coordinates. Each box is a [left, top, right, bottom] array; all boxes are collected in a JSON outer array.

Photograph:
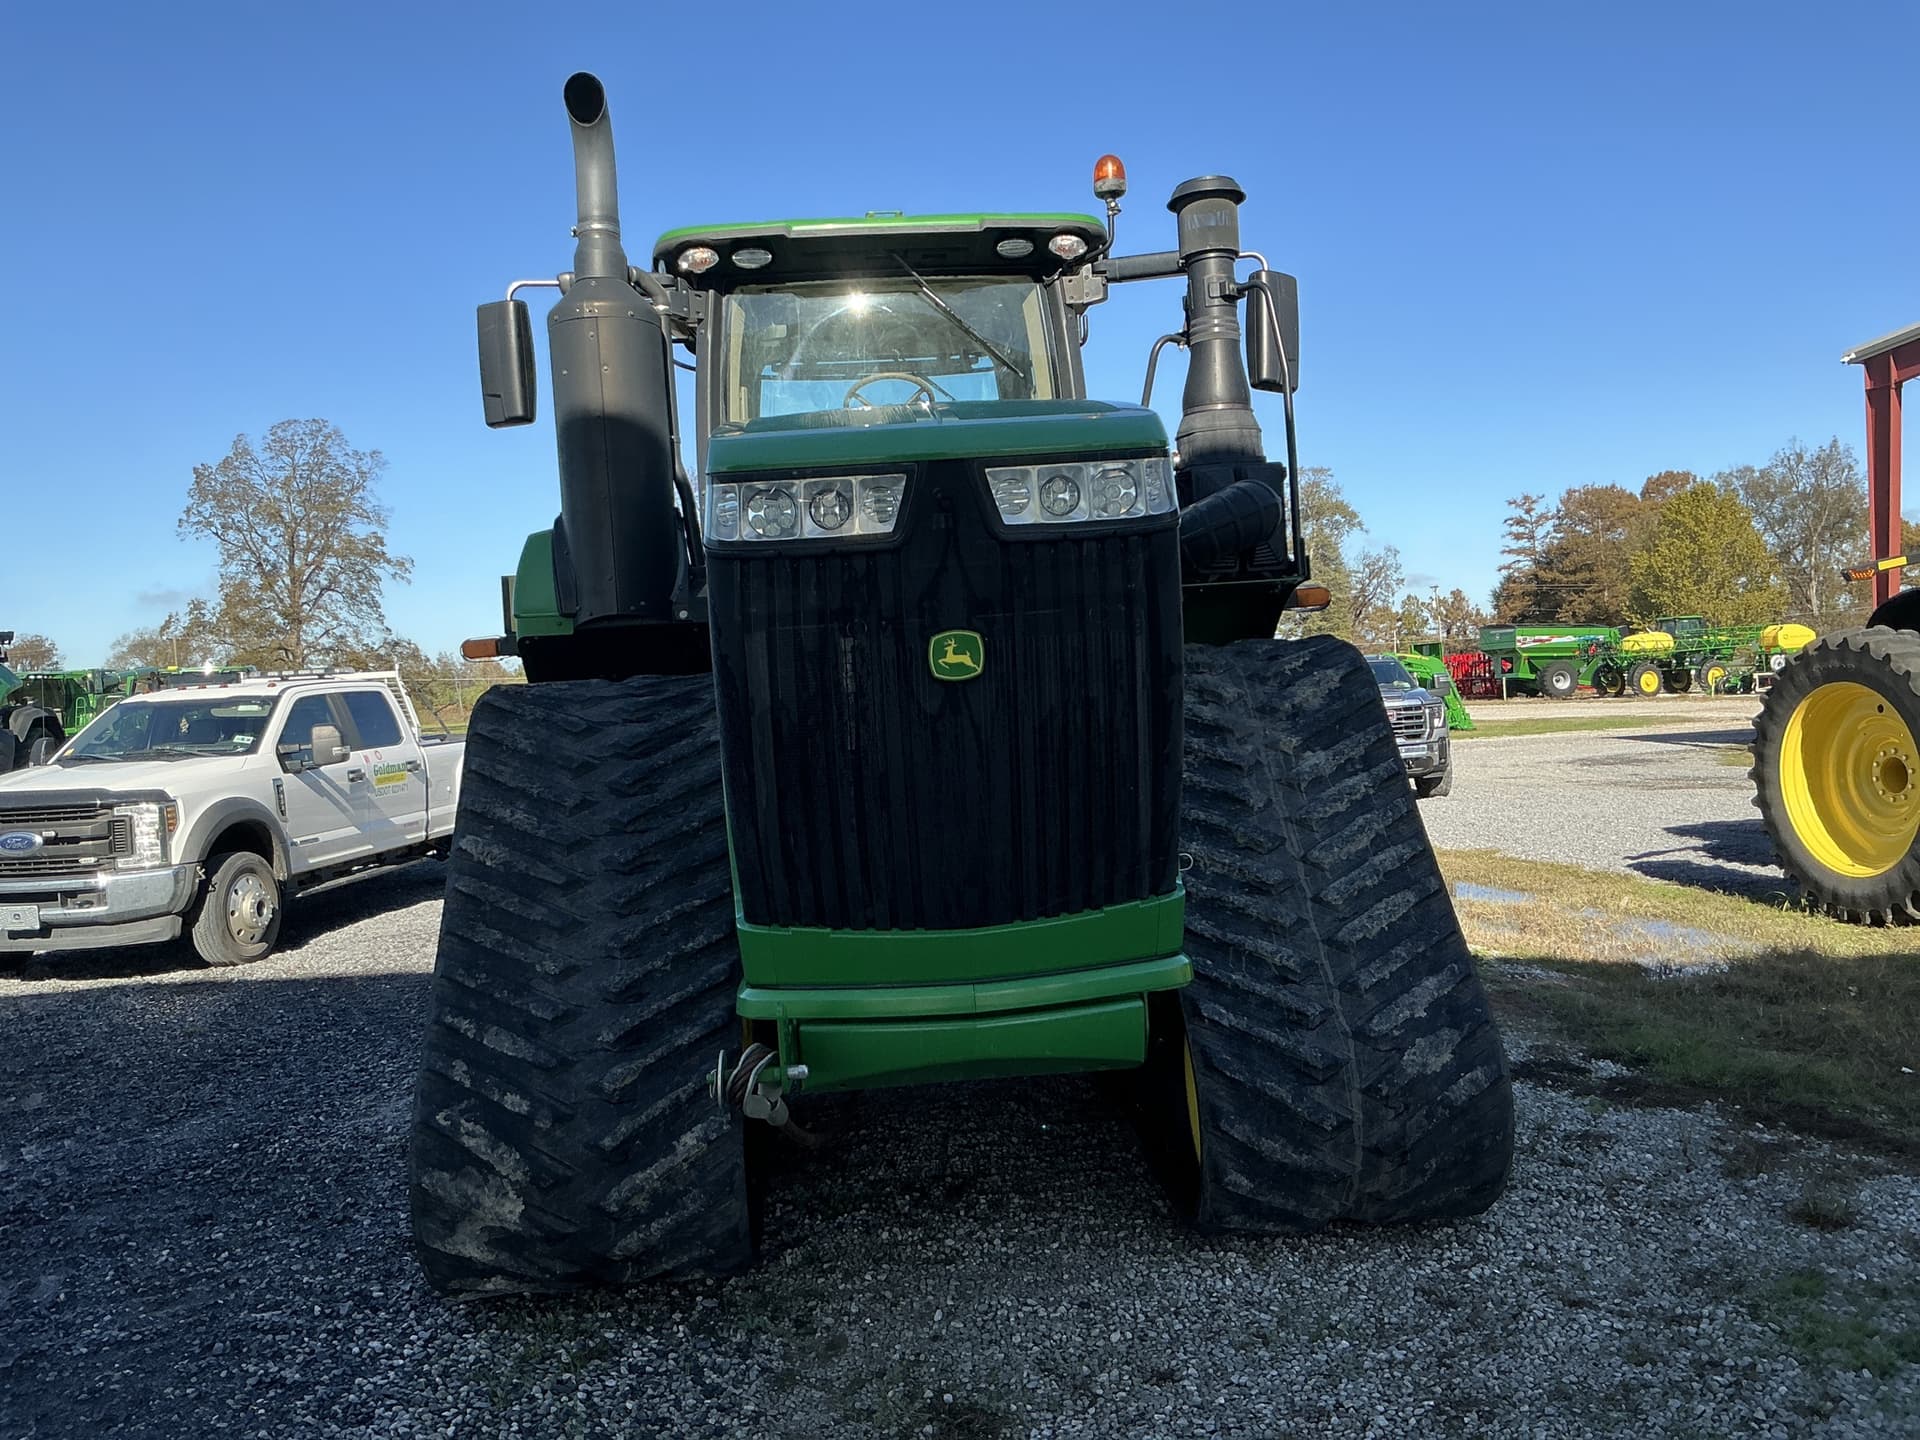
[[1453, 882, 1535, 906]]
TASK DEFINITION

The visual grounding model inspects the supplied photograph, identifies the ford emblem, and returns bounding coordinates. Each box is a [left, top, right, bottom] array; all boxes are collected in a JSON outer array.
[[0, 830, 44, 855]]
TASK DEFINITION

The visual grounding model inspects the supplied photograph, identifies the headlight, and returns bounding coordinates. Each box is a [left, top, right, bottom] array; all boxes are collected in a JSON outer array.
[[705, 473, 907, 543], [115, 800, 176, 869], [984, 456, 1175, 526], [1428, 702, 1447, 726]]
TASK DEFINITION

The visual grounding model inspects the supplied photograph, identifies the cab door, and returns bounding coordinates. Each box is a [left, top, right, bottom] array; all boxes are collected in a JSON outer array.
[[274, 693, 362, 871], [339, 688, 426, 850]]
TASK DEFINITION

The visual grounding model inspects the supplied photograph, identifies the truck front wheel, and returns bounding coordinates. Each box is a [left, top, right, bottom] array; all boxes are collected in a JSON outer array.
[[189, 852, 283, 966]]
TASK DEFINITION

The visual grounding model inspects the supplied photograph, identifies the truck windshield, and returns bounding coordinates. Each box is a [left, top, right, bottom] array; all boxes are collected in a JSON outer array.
[[718, 276, 1057, 423], [1368, 657, 1418, 690], [60, 698, 276, 763]]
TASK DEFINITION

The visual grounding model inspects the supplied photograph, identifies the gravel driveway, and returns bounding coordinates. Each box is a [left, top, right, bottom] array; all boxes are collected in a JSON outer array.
[[5, 858, 1920, 1437], [1423, 701, 1785, 896]]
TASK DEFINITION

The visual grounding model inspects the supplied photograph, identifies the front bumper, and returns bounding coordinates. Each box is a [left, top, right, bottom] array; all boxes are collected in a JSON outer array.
[[1397, 735, 1451, 779], [0, 864, 201, 953]]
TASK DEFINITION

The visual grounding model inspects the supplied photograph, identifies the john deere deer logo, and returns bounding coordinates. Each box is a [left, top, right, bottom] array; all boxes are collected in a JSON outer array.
[[929, 629, 984, 681]]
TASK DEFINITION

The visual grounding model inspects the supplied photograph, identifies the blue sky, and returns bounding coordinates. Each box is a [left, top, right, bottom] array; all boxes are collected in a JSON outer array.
[[3, 1, 1914, 664]]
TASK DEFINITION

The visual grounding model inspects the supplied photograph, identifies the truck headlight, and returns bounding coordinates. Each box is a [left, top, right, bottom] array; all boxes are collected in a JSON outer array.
[[984, 456, 1174, 526], [115, 801, 176, 869], [705, 473, 908, 542]]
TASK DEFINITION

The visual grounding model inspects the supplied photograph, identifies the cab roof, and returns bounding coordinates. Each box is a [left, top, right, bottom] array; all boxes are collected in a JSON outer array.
[[653, 212, 1107, 288]]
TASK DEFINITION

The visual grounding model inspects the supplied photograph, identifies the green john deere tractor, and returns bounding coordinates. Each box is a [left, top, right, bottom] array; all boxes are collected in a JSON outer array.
[[408, 73, 1514, 1294]]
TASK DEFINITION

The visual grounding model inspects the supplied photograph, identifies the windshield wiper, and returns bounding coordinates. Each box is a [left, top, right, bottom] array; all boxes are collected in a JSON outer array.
[[889, 255, 1030, 388]]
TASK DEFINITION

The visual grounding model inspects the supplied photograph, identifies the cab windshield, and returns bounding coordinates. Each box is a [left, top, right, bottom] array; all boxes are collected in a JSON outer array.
[[718, 276, 1058, 423], [60, 697, 276, 763], [1367, 657, 1418, 691]]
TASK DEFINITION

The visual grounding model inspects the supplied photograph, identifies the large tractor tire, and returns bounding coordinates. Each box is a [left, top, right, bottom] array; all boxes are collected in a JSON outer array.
[[1752, 627, 1920, 922], [409, 675, 750, 1295], [1537, 659, 1580, 700], [1148, 637, 1513, 1232]]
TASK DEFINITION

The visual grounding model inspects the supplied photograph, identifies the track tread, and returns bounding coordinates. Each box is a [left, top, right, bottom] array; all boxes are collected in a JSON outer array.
[[408, 676, 749, 1296], [1175, 636, 1514, 1232]]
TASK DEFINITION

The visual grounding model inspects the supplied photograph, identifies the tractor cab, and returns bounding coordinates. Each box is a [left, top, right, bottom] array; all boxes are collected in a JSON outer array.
[[654, 214, 1103, 453]]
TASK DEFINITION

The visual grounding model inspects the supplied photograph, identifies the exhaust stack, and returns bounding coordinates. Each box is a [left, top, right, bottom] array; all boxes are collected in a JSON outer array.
[[563, 73, 627, 280], [548, 71, 682, 626]]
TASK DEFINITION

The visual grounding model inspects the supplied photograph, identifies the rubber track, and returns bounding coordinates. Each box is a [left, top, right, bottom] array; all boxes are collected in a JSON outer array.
[[1751, 626, 1920, 924], [1178, 636, 1514, 1231], [408, 676, 750, 1295]]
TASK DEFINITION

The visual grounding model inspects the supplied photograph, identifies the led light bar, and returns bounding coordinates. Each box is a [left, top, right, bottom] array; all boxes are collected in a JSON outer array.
[[983, 456, 1175, 526], [704, 473, 908, 543]]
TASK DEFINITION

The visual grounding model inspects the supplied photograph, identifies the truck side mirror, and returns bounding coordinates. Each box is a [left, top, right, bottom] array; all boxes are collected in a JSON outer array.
[[312, 724, 351, 766], [478, 299, 537, 427], [1243, 270, 1300, 393]]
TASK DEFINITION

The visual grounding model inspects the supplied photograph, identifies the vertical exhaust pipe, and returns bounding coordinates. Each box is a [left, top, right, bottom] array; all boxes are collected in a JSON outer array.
[[563, 73, 627, 281]]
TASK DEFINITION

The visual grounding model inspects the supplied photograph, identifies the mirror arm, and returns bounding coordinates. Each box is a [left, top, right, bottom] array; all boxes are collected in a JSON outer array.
[[1140, 333, 1188, 408]]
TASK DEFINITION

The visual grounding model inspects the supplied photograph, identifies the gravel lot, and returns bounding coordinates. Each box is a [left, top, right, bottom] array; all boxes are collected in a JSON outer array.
[[1424, 697, 1785, 896], [6, 751, 1920, 1437]]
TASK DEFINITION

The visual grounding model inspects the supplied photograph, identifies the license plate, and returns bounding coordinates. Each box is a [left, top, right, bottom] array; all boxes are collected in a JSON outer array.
[[1, 903, 40, 934]]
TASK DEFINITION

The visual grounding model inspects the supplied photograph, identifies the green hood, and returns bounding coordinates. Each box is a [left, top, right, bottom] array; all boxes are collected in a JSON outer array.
[[704, 400, 1168, 476]]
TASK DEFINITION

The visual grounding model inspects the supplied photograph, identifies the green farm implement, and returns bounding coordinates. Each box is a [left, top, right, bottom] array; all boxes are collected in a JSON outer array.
[[1589, 617, 1815, 698], [406, 74, 1512, 1294], [1474, 624, 1621, 699], [1395, 650, 1475, 731]]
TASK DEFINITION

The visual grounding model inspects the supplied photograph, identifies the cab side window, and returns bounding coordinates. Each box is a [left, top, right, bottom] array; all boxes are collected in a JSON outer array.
[[343, 691, 403, 749], [280, 696, 339, 767]]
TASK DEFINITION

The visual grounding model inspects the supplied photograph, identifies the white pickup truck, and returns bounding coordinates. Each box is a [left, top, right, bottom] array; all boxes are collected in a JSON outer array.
[[0, 671, 463, 965]]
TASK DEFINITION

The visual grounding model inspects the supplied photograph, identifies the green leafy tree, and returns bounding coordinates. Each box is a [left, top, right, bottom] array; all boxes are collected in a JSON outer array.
[[180, 420, 413, 669], [1627, 482, 1785, 625]]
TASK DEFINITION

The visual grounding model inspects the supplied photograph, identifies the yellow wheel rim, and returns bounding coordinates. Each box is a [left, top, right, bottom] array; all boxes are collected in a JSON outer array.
[[1182, 1040, 1202, 1164], [1636, 669, 1661, 696], [1705, 665, 1726, 690], [1781, 681, 1920, 878]]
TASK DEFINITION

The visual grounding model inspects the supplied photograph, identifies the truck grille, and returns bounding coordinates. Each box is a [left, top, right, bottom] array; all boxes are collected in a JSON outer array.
[[1387, 704, 1430, 742], [0, 803, 129, 878], [705, 457, 1184, 932]]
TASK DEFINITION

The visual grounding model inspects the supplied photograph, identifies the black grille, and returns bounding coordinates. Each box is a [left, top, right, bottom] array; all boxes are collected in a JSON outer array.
[[0, 804, 128, 878], [707, 458, 1183, 931]]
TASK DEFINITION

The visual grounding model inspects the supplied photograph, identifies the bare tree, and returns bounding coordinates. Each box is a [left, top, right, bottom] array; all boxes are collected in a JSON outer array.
[[1, 633, 62, 670], [1724, 438, 1867, 623], [180, 420, 413, 669]]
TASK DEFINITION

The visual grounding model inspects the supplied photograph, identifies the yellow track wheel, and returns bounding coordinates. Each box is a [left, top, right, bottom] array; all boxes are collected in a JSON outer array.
[[1182, 1039, 1202, 1164], [1780, 681, 1919, 878]]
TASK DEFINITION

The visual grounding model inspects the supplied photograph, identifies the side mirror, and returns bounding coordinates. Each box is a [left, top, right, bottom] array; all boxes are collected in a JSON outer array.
[[312, 724, 350, 767], [477, 299, 537, 427], [1243, 270, 1300, 393]]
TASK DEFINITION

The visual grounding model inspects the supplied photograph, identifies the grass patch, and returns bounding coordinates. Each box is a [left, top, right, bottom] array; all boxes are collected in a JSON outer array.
[[1438, 850, 1920, 1151], [1454, 712, 1696, 740], [1758, 1269, 1920, 1378]]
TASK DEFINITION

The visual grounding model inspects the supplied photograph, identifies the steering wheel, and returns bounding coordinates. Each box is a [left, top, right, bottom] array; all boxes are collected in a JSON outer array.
[[843, 372, 950, 409]]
